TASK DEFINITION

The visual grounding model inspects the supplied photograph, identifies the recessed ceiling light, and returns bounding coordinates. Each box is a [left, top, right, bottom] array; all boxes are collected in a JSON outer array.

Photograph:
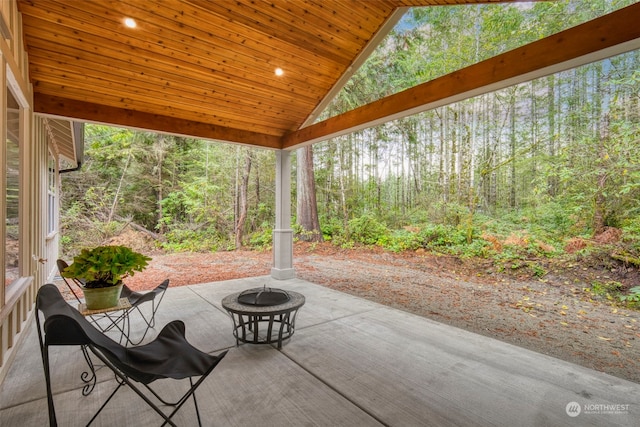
[[124, 17, 137, 28], [275, 68, 284, 76]]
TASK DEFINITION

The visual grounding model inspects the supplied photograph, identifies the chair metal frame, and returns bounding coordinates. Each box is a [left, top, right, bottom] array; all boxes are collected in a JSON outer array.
[[56, 259, 84, 304], [36, 283, 228, 427]]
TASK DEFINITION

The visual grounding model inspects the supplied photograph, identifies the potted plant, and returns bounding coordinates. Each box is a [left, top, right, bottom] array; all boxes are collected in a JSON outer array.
[[61, 245, 151, 310]]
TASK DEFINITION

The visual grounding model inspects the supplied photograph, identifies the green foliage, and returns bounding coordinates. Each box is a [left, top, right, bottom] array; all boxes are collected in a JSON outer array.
[[587, 280, 625, 304], [528, 262, 548, 278], [59, 203, 130, 257], [479, 207, 566, 257], [320, 217, 344, 241], [621, 217, 640, 251], [417, 224, 467, 249], [160, 181, 222, 226], [249, 227, 273, 249], [160, 228, 224, 252], [426, 202, 471, 227], [61, 245, 151, 288], [379, 229, 421, 253], [493, 248, 548, 277], [620, 286, 640, 305], [61, 125, 278, 256], [291, 222, 304, 238], [459, 238, 493, 258], [347, 215, 389, 245], [406, 223, 491, 257], [590, 280, 623, 297], [336, 239, 355, 250]]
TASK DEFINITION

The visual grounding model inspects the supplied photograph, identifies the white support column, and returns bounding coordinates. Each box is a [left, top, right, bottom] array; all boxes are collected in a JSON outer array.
[[271, 150, 295, 279]]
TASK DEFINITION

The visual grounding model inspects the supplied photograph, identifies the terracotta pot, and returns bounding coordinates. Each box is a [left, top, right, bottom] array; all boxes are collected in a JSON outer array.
[[83, 283, 123, 310]]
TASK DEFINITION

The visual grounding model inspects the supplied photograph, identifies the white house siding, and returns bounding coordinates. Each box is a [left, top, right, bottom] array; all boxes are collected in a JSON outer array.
[[0, 0, 62, 384]]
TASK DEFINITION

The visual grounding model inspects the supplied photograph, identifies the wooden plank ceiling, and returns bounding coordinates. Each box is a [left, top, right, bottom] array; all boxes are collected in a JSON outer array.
[[17, 0, 531, 154]]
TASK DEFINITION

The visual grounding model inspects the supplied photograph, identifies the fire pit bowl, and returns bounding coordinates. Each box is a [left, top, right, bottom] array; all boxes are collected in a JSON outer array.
[[237, 286, 290, 306]]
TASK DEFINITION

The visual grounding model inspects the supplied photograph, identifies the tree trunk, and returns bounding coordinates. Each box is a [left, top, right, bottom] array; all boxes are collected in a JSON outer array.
[[108, 149, 132, 223], [234, 150, 252, 248], [155, 136, 167, 234], [547, 75, 558, 197], [509, 90, 517, 209], [437, 109, 447, 204], [593, 116, 609, 236], [338, 141, 349, 230], [449, 108, 458, 204], [296, 145, 322, 242]]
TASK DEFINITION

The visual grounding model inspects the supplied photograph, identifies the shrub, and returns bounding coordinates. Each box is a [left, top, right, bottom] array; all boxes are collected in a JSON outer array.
[[161, 229, 223, 252], [249, 227, 273, 249], [320, 217, 344, 241], [459, 238, 492, 258], [417, 224, 466, 248], [621, 217, 640, 251], [347, 215, 388, 245], [380, 229, 421, 252]]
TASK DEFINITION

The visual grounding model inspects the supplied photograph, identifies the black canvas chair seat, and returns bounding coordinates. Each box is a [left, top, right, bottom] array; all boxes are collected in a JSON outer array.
[[57, 259, 169, 345], [36, 283, 227, 426], [120, 279, 170, 344]]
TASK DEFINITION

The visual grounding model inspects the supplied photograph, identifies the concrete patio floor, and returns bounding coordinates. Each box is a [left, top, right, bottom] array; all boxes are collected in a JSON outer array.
[[1, 276, 638, 426]]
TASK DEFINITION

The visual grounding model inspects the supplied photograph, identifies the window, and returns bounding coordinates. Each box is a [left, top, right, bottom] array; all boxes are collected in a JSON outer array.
[[47, 151, 56, 236], [5, 88, 20, 286]]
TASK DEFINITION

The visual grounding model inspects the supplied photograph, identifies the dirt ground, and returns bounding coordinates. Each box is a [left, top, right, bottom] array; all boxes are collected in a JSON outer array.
[[119, 238, 640, 385]]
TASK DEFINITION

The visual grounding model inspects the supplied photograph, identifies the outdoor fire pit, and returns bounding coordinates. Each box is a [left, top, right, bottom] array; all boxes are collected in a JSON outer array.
[[221, 286, 305, 349]]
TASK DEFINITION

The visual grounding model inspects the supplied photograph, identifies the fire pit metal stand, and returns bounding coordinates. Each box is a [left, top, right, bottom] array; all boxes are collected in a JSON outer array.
[[221, 287, 305, 349]]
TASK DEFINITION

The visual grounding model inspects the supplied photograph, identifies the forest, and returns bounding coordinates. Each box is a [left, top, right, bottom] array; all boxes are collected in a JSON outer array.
[[60, 1, 640, 304]]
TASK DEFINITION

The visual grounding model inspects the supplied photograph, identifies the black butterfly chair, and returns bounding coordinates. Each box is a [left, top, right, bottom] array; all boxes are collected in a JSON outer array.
[[120, 279, 170, 344], [36, 283, 228, 427], [57, 259, 169, 345]]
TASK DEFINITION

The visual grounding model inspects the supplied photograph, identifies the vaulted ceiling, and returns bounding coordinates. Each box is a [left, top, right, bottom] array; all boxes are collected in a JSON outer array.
[[16, 0, 640, 161]]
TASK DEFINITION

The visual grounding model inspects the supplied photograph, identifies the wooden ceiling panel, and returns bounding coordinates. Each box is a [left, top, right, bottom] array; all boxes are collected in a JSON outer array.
[[34, 80, 298, 138], [29, 58, 309, 129], [19, 3, 335, 99], [106, 0, 345, 81], [184, 0, 368, 65], [16, 0, 573, 148], [24, 29, 321, 112]]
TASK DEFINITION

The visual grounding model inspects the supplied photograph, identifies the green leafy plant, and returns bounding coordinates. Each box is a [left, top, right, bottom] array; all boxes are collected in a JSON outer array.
[[620, 286, 640, 304], [320, 217, 344, 241], [588, 280, 623, 302], [417, 224, 468, 251], [348, 215, 388, 246], [61, 245, 151, 288], [527, 262, 547, 278], [380, 229, 421, 253]]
